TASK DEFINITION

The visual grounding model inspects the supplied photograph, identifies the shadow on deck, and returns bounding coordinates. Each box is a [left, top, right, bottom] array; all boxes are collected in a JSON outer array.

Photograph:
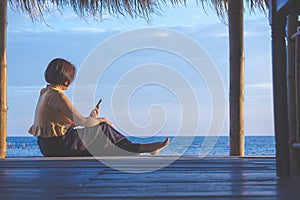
[[0, 156, 299, 199]]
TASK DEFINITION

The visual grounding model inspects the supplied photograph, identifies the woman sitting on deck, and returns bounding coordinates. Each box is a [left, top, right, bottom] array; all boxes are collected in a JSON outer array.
[[28, 58, 169, 157]]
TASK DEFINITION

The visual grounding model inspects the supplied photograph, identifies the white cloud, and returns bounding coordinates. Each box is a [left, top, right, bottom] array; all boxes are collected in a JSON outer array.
[[8, 85, 43, 91], [246, 82, 272, 90], [69, 27, 107, 33], [244, 17, 270, 37], [193, 14, 201, 20], [9, 28, 58, 34], [8, 85, 43, 94]]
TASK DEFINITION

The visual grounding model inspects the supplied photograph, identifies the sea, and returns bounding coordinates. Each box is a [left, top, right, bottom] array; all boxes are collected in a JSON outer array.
[[6, 136, 275, 157]]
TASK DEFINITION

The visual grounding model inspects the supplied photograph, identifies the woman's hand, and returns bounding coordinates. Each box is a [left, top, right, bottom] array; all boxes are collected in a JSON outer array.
[[89, 107, 99, 118]]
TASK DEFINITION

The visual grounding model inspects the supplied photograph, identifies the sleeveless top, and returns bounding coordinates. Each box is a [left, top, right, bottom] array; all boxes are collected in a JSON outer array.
[[28, 85, 73, 138]]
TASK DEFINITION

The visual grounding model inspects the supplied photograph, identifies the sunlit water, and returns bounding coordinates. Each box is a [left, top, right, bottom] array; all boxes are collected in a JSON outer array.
[[6, 136, 275, 157]]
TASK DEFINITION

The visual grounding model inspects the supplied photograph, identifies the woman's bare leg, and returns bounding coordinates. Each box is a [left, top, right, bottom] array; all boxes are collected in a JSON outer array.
[[138, 138, 170, 155]]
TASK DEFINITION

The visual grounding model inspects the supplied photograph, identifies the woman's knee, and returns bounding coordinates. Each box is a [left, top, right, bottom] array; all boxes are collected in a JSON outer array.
[[99, 117, 114, 127]]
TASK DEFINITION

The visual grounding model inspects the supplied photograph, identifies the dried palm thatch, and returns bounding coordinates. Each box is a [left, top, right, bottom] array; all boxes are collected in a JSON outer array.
[[8, 0, 186, 21], [8, 0, 268, 21], [201, 0, 269, 19]]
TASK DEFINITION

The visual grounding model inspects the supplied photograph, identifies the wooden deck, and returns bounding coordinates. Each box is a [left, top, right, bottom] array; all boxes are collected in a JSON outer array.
[[0, 156, 299, 199]]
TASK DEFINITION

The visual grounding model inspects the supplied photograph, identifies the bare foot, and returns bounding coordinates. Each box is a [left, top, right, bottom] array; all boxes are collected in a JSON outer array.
[[138, 138, 170, 155], [150, 138, 170, 156]]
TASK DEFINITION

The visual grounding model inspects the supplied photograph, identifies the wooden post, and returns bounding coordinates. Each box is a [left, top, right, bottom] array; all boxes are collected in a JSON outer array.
[[295, 27, 300, 143], [287, 15, 299, 174], [0, 0, 7, 159], [287, 16, 297, 143], [229, 0, 244, 156], [270, 0, 290, 177]]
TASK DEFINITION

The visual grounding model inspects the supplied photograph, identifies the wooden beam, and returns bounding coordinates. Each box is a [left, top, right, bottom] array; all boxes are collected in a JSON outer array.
[[271, 1, 290, 177], [276, 0, 300, 14], [0, 0, 7, 159], [229, 0, 244, 156]]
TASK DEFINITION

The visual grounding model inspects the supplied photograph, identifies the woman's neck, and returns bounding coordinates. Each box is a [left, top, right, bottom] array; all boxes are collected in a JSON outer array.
[[48, 84, 68, 91]]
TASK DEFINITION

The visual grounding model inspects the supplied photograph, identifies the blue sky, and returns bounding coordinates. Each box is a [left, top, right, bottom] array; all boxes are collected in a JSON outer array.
[[7, 2, 273, 136]]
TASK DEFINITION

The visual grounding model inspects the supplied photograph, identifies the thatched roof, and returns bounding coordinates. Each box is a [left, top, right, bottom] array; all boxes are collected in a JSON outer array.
[[206, 0, 269, 18], [8, 0, 179, 20], [8, 0, 269, 21]]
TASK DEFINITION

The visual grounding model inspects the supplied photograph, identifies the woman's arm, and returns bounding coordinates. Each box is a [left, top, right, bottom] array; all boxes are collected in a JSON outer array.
[[52, 92, 101, 127]]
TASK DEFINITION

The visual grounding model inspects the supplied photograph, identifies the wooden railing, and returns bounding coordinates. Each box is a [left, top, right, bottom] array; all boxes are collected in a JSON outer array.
[[291, 27, 300, 40]]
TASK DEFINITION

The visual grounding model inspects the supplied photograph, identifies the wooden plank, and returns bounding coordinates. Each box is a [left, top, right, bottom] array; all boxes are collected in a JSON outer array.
[[0, 157, 277, 173], [59, 189, 279, 199], [89, 173, 277, 183], [79, 181, 279, 188], [0, 158, 103, 168]]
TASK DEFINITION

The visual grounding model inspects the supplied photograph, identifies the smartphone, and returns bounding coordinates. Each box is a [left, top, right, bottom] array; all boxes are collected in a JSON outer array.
[[96, 99, 102, 108]]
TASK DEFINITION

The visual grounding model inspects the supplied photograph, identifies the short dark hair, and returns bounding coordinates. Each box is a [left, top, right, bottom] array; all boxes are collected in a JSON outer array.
[[44, 58, 76, 86]]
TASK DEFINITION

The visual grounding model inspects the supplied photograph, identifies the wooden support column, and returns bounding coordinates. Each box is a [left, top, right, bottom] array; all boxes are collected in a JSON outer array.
[[229, 0, 244, 156], [287, 15, 299, 174], [287, 15, 297, 144], [0, 0, 7, 159], [295, 27, 300, 143], [271, 1, 290, 177]]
